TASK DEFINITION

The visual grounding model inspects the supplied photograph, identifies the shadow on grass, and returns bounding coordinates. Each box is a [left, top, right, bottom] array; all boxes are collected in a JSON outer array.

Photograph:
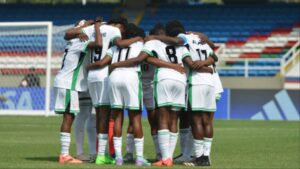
[[25, 157, 57, 162]]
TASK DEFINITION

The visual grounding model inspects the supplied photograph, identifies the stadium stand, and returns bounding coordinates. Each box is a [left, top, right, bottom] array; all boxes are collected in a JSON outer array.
[[0, 3, 299, 77]]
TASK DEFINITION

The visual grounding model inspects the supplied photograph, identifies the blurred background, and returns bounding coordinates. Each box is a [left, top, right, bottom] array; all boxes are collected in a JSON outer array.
[[0, 0, 299, 121]]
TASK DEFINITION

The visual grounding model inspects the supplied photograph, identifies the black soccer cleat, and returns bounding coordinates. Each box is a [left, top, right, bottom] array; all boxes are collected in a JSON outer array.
[[183, 155, 203, 166], [200, 156, 211, 166]]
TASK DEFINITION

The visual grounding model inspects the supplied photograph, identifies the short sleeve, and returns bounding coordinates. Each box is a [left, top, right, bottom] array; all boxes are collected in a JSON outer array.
[[206, 45, 214, 56], [110, 28, 122, 45], [181, 46, 191, 60], [106, 47, 114, 57], [142, 41, 155, 56], [177, 33, 188, 45]]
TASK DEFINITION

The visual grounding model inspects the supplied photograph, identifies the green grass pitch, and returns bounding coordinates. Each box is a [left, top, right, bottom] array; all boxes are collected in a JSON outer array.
[[0, 116, 299, 169]]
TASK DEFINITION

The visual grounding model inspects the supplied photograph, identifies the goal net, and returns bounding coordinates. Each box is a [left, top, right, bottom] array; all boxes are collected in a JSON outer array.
[[0, 22, 71, 116]]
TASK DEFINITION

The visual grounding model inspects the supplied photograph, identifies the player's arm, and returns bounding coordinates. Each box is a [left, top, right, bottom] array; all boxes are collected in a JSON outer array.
[[110, 51, 149, 71], [183, 55, 213, 74], [149, 35, 185, 46], [113, 37, 143, 48], [193, 53, 218, 68], [146, 57, 185, 74], [86, 55, 112, 71], [87, 21, 102, 49], [187, 31, 215, 49], [64, 20, 94, 41]]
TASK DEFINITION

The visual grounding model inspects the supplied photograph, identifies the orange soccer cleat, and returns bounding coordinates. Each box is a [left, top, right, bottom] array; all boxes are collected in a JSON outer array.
[[58, 154, 83, 164]]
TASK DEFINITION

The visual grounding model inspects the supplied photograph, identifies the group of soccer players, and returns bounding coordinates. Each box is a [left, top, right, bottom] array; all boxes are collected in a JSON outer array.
[[53, 16, 223, 167]]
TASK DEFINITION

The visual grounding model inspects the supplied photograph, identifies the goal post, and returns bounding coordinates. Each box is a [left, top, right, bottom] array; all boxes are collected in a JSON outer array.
[[0, 21, 58, 116]]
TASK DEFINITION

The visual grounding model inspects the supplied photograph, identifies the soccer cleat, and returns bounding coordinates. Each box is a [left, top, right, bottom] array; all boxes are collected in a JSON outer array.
[[173, 154, 193, 164], [183, 155, 210, 166], [115, 157, 123, 166], [89, 154, 97, 163], [123, 153, 134, 162], [163, 158, 173, 167], [95, 155, 115, 165], [152, 158, 173, 167], [58, 154, 82, 164], [200, 156, 211, 166], [76, 154, 90, 161], [135, 157, 151, 166]]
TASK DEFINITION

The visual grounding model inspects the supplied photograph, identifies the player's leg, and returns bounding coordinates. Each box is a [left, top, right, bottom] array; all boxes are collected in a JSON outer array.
[[147, 108, 161, 160], [74, 97, 90, 161], [174, 109, 193, 163], [89, 81, 114, 164], [123, 119, 134, 162], [55, 88, 82, 164], [169, 108, 179, 159], [125, 73, 150, 166], [86, 109, 97, 162], [112, 108, 124, 165]]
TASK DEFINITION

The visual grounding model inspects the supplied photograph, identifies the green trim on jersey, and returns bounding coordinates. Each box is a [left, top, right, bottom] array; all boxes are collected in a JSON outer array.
[[127, 106, 141, 110], [93, 103, 110, 107], [182, 53, 190, 60], [65, 89, 71, 110], [71, 52, 86, 90], [142, 49, 154, 56], [157, 102, 185, 108], [191, 108, 216, 112], [111, 105, 123, 109], [111, 36, 121, 45], [188, 68, 193, 108], [138, 72, 143, 110], [106, 52, 113, 57]]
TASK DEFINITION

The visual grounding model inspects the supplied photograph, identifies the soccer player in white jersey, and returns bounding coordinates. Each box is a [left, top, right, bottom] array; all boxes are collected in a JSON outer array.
[[152, 20, 218, 165], [64, 19, 98, 163], [54, 19, 102, 164], [109, 29, 210, 167], [122, 24, 167, 163], [85, 24, 149, 166], [85, 18, 144, 165]]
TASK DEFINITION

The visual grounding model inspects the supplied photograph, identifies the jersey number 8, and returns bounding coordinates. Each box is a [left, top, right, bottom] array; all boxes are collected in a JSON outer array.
[[166, 46, 178, 64]]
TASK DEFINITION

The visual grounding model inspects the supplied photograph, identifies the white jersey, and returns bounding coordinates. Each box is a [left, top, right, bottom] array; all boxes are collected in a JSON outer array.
[[142, 40, 189, 83], [87, 25, 122, 82], [107, 41, 143, 73], [54, 28, 94, 91], [178, 33, 215, 86]]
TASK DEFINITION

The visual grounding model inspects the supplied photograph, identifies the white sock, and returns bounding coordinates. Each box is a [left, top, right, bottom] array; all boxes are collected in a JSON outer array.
[[74, 108, 88, 156], [169, 132, 178, 158], [98, 134, 108, 156], [158, 129, 170, 160], [204, 137, 213, 156], [86, 113, 97, 156], [126, 133, 134, 154], [185, 130, 194, 157], [113, 137, 122, 158], [179, 128, 189, 156], [60, 132, 71, 156], [152, 135, 161, 155], [134, 137, 144, 159], [194, 139, 204, 158]]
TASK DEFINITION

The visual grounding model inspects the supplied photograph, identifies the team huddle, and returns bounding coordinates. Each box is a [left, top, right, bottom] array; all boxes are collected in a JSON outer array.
[[53, 16, 223, 167]]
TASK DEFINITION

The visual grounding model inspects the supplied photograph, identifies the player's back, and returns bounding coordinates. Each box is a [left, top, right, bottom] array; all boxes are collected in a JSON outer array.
[[184, 34, 215, 86], [88, 24, 122, 83], [143, 40, 188, 83], [109, 41, 143, 73]]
